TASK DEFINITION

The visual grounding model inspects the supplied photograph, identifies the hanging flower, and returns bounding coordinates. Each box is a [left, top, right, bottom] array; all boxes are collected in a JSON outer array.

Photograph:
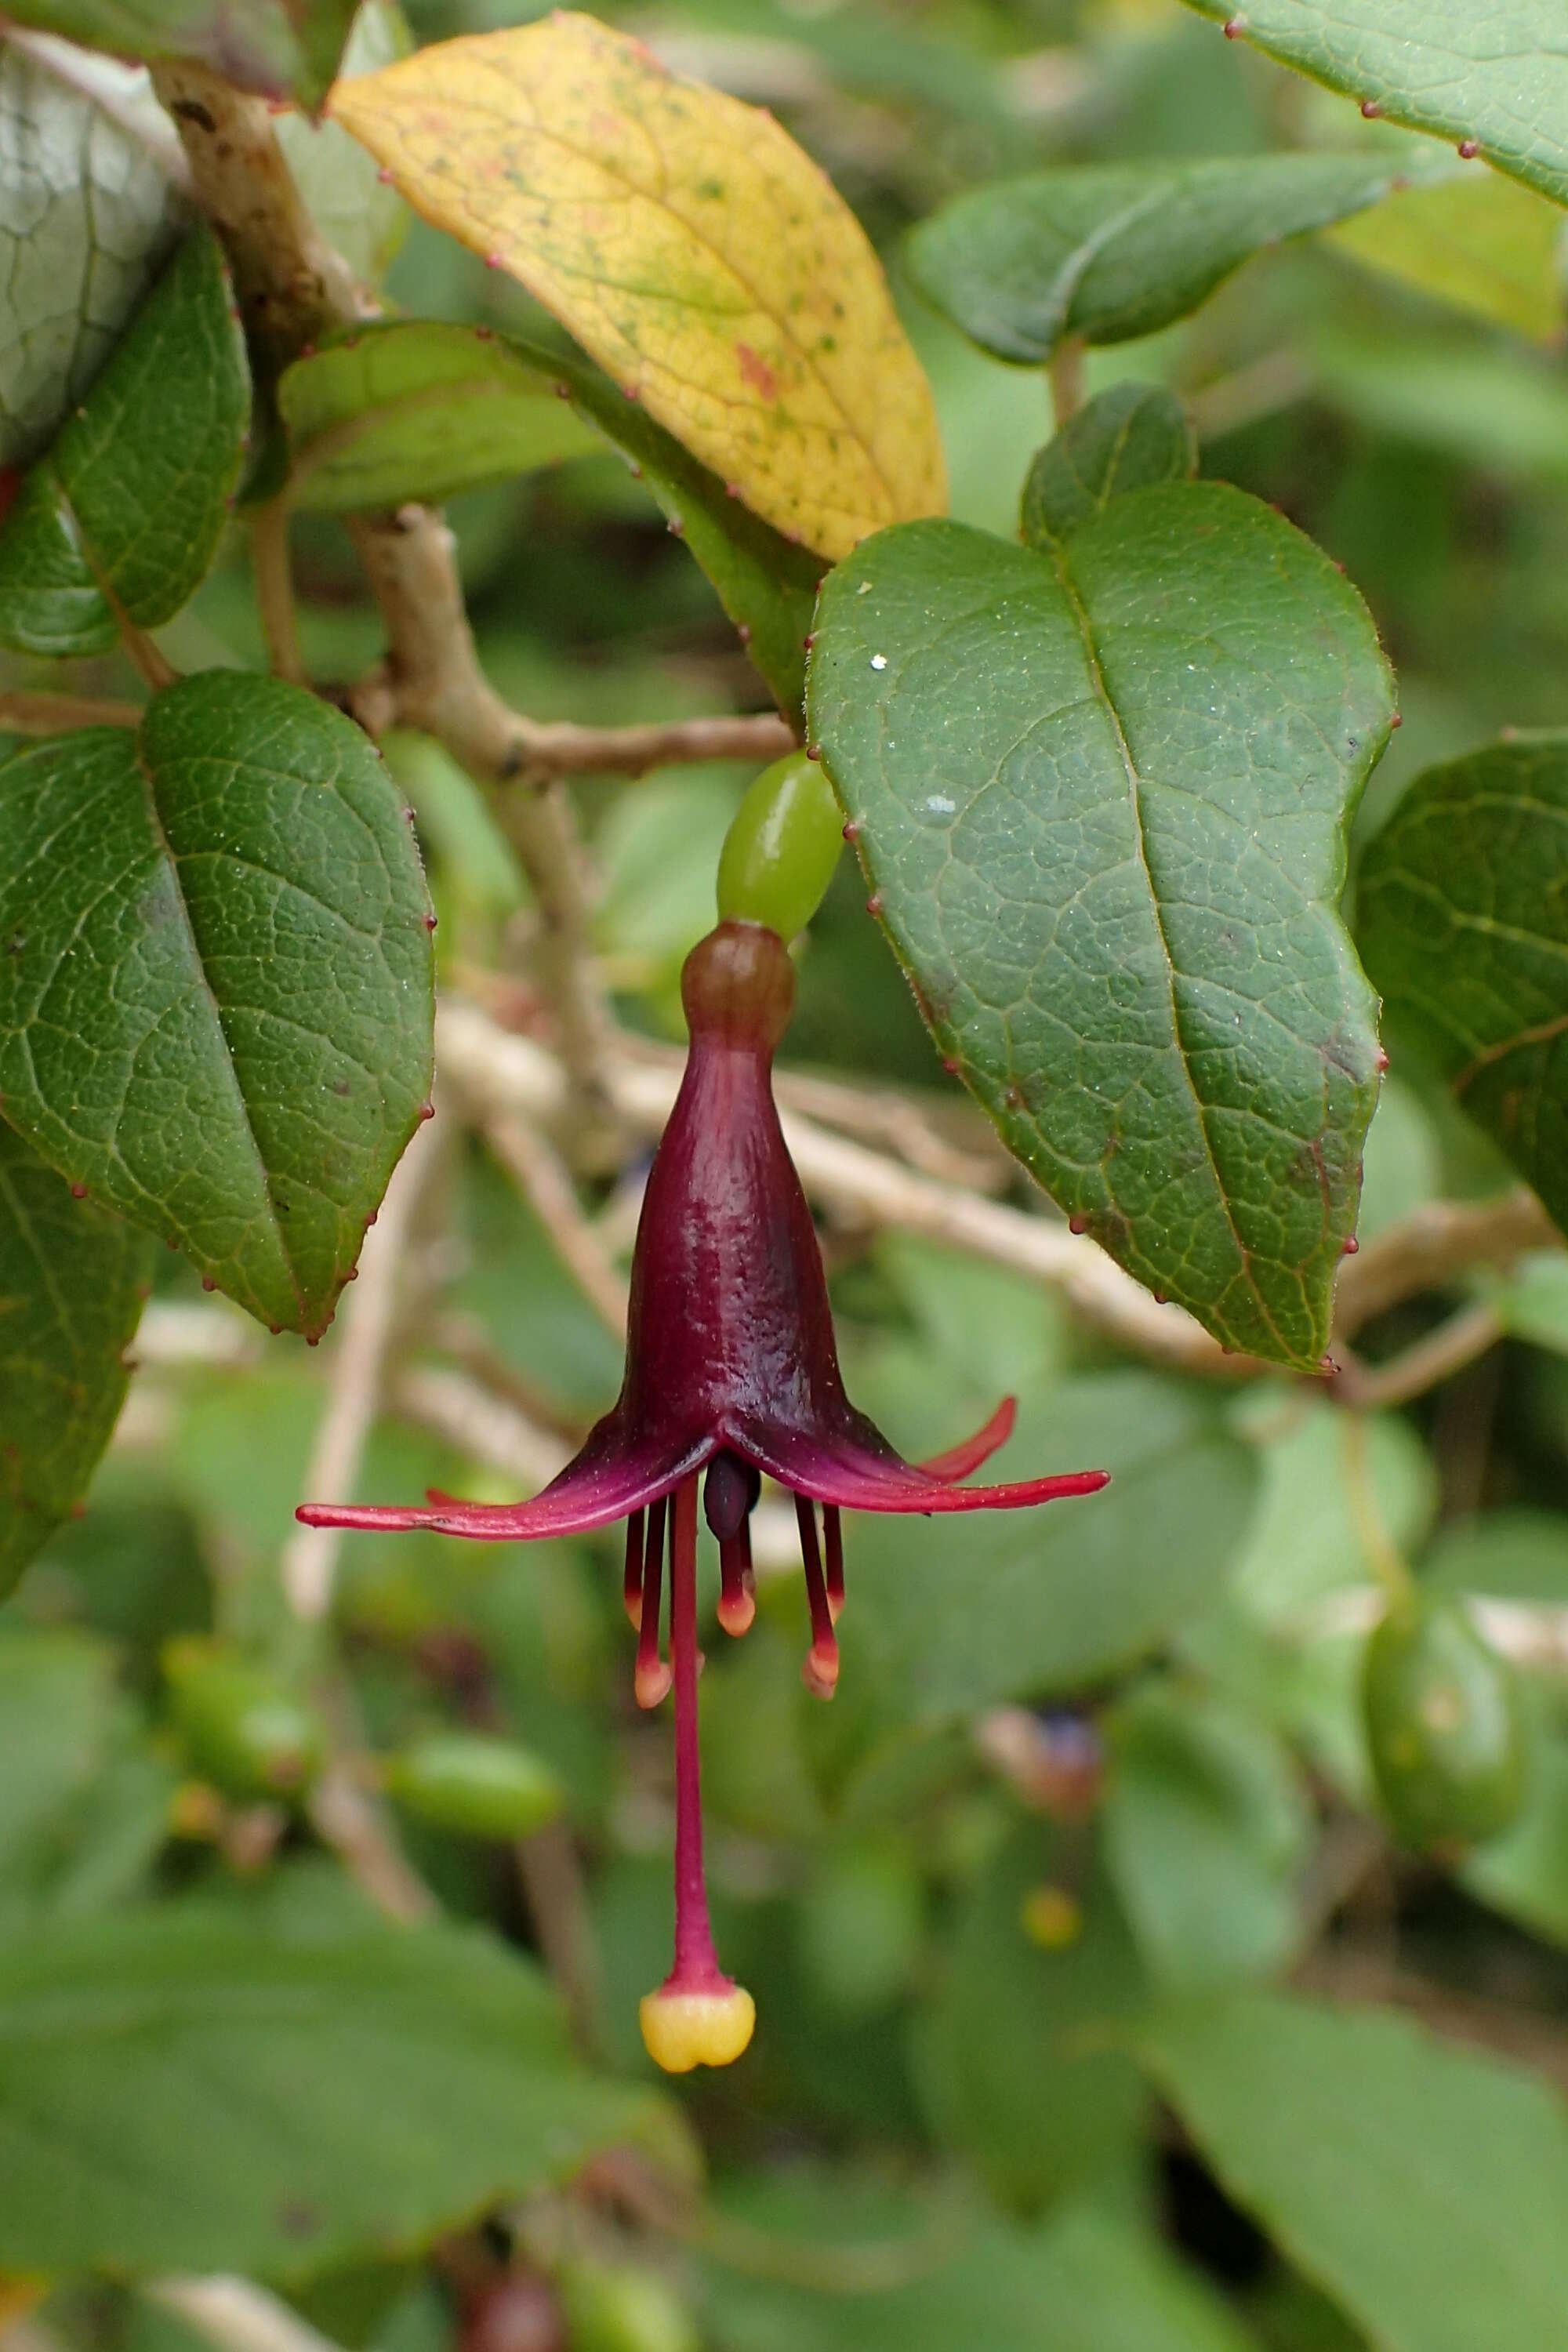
[[298, 921, 1108, 2071]]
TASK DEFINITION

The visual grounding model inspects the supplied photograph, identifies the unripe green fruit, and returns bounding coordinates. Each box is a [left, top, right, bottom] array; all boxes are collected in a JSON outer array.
[[559, 2265, 698, 2352], [716, 750, 844, 940], [385, 1732, 564, 1841], [162, 1638, 324, 1802], [1363, 1597, 1530, 1853]]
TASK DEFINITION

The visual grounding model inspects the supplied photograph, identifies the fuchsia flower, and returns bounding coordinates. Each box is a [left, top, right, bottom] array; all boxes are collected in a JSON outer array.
[[299, 921, 1107, 2070]]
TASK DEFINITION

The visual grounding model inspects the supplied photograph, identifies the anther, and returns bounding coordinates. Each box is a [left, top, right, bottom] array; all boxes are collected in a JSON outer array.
[[796, 1497, 840, 1697], [635, 1497, 671, 1707], [623, 1507, 646, 1630]]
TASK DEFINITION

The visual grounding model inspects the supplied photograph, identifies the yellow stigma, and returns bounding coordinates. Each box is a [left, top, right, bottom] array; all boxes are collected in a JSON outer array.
[[639, 1983, 756, 2073]]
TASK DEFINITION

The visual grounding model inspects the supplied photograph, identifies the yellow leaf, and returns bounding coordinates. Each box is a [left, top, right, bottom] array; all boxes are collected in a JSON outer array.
[[327, 13, 946, 559], [1327, 165, 1566, 344]]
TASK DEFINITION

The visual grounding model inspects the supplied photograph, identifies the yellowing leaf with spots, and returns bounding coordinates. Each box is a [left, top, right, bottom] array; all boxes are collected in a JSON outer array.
[[327, 13, 946, 561]]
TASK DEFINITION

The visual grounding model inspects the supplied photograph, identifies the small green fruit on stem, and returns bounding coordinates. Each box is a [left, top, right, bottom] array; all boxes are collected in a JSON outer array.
[[716, 748, 844, 939], [1362, 1595, 1530, 1854], [162, 1638, 324, 1802], [559, 2263, 699, 2352], [384, 1731, 564, 1841]]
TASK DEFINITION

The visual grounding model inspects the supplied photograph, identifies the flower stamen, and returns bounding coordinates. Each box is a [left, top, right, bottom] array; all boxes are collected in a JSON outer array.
[[635, 1494, 672, 1709], [717, 1524, 756, 1636], [823, 1503, 844, 1624], [622, 1507, 646, 1631], [795, 1495, 840, 1697]]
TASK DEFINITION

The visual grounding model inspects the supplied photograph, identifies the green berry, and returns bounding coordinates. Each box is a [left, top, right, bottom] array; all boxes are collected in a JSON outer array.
[[162, 1638, 324, 1802], [384, 1732, 564, 1841], [716, 750, 844, 939], [560, 2265, 698, 2352], [1363, 1596, 1530, 1853]]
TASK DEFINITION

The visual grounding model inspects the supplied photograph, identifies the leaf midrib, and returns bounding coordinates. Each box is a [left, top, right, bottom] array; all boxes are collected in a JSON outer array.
[[1049, 541, 1294, 1362], [130, 735, 303, 1324]]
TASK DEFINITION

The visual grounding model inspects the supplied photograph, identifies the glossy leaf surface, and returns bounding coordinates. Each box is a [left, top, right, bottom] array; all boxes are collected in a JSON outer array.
[[1357, 736, 1568, 1237], [0, 42, 184, 468], [906, 151, 1451, 364], [1179, 1, 1568, 208], [0, 1911, 673, 2274], [0, 676, 434, 1337], [0, 225, 249, 655], [0, 1124, 151, 1596], [1144, 1993, 1568, 2352], [1, 0, 356, 108], [810, 492, 1392, 1363], [1022, 384, 1195, 550]]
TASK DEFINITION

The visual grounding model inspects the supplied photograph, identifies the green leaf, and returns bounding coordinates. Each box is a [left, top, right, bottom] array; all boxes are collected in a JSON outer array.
[[1178, 2, 1568, 210], [912, 1825, 1149, 2205], [275, 3, 413, 285], [0, 673, 434, 1337], [843, 1377, 1254, 1722], [0, 225, 250, 655], [1424, 1510, 1568, 1606], [700, 2175, 1261, 2352], [809, 493, 1392, 1365], [1486, 1251, 1568, 1356], [280, 320, 820, 717], [279, 321, 601, 511], [2, 2, 357, 110], [905, 151, 1453, 365], [1104, 1682, 1312, 1992], [0, 1910, 677, 2275], [0, 42, 185, 468], [1356, 735, 1568, 1237], [1465, 1733, 1568, 1949], [0, 1624, 172, 1928], [1022, 383, 1196, 550], [0, 1123, 151, 1595], [1142, 1992, 1568, 2352]]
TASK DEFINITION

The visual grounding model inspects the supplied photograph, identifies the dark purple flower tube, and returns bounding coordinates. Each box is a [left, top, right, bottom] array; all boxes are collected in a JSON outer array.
[[299, 921, 1108, 2068]]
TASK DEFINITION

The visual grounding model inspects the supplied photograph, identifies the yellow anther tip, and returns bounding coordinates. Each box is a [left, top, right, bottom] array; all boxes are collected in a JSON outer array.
[[639, 1983, 756, 2073]]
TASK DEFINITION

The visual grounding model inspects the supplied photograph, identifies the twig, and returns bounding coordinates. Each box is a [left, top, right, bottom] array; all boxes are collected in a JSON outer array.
[[1047, 337, 1085, 427], [148, 2281, 346, 2352], [1338, 1412, 1412, 1605], [390, 1362, 571, 1491], [280, 1116, 443, 1623], [120, 617, 178, 691], [0, 688, 143, 732], [1331, 1300, 1503, 1412], [249, 496, 305, 684], [463, 1110, 628, 1337], [305, 1762, 436, 1924], [615, 1027, 1011, 1192], [1334, 1191, 1557, 1338], [514, 1821, 605, 2056], [1188, 349, 1314, 444], [147, 61, 365, 360], [1293, 1944, 1568, 2096]]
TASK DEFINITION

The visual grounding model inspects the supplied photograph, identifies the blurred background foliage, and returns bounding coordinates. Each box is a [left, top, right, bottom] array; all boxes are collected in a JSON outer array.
[[3, 2, 1568, 2350]]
